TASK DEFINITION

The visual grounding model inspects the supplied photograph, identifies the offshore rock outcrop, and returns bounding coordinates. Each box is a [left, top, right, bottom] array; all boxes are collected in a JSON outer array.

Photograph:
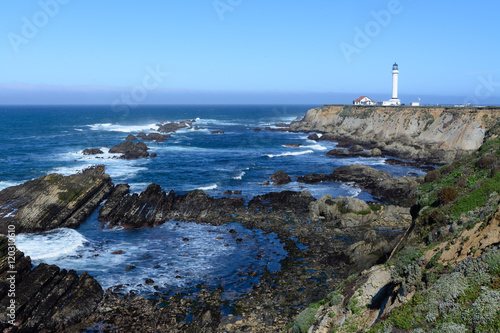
[[157, 119, 195, 133], [0, 235, 103, 332], [137, 132, 171, 142], [270, 170, 292, 185], [109, 141, 150, 159], [0, 165, 113, 234], [290, 105, 500, 165]]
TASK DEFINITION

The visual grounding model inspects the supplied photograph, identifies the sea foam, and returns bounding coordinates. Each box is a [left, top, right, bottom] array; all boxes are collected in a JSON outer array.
[[197, 184, 218, 191], [88, 123, 158, 133], [266, 150, 314, 158], [16, 228, 88, 261], [232, 171, 246, 180]]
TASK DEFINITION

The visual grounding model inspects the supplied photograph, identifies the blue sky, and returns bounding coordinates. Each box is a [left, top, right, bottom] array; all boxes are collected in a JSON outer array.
[[0, 0, 499, 104]]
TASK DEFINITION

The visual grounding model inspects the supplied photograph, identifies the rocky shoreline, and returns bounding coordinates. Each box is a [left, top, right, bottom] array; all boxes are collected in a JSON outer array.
[[3, 107, 498, 332], [0, 162, 412, 331]]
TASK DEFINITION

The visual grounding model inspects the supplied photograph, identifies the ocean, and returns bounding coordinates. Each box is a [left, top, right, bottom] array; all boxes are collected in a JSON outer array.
[[1, 104, 425, 299]]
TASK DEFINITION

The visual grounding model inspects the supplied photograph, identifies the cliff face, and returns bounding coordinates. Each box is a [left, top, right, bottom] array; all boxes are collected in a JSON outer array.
[[290, 105, 500, 164]]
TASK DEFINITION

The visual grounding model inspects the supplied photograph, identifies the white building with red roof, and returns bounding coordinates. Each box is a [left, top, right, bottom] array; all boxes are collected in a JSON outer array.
[[353, 96, 376, 105]]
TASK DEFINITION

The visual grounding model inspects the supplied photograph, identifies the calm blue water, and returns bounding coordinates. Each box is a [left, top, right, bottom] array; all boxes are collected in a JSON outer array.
[[3, 105, 425, 298]]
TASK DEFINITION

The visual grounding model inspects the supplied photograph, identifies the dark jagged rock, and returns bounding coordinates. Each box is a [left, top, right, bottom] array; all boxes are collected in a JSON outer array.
[[0, 235, 103, 332], [270, 170, 291, 185], [157, 120, 194, 133], [249, 191, 315, 218], [326, 147, 382, 158], [83, 148, 104, 155], [125, 134, 138, 141], [150, 152, 157, 158], [99, 185, 245, 228], [307, 133, 319, 141], [385, 158, 435, 172], [0, 165, 113, 234], [253, 127, 261, 132], [109, 141, 149, 159], [285, 143, 302, 147], [211, 130, 224, 134], [297, 173, 329, 184], [330, 164, 392, 186]]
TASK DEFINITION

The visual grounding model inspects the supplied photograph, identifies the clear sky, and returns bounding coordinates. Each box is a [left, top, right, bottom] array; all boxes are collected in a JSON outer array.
[[0, 0, 499, 105]]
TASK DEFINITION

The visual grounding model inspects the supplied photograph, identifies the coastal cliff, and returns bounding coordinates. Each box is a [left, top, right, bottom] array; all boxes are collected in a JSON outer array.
[[290, 105, 500, 164]]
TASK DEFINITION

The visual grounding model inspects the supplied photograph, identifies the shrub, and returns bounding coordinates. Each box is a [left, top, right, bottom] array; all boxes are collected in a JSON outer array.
[[476, 154, 498, 170], [456, 177, 468, 188], [293, 307, 317, 333], [437, 187, 458, 205], [425, 170, 441, 183], [462, 289, 500, 328], [432, 322, 468, 333], [330, 294, 342, 306], [416, 272, 468, 322], [453, 257, 491, 286], [392, 247, 424, 284], [481, 247, 500, 275]]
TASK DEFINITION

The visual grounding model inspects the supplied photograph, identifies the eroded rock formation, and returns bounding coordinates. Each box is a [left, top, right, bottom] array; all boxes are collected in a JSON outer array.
[[0, 165, 113, 234]]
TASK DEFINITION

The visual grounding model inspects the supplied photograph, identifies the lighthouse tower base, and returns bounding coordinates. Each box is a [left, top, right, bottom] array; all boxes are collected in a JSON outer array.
[[382, 98, 401, 106]]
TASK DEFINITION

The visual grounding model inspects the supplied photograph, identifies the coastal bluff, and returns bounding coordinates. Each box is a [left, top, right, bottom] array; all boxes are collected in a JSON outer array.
[[290, 105, 500, 164]]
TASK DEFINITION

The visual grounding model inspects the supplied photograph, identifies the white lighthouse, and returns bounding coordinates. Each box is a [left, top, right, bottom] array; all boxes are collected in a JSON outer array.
[[383, 62, 401, 106]]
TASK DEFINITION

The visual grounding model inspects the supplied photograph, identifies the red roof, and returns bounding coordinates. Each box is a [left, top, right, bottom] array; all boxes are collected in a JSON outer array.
[[354, 96, 374, 103]]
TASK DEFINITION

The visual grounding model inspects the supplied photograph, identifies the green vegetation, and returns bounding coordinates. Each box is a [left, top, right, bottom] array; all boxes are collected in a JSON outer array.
[[292, 307, 317, 333], [291, 132, 500, 333], [450, 172, 500, 218], [423, 119, 434, 131], [58, 188, 83, 202]]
